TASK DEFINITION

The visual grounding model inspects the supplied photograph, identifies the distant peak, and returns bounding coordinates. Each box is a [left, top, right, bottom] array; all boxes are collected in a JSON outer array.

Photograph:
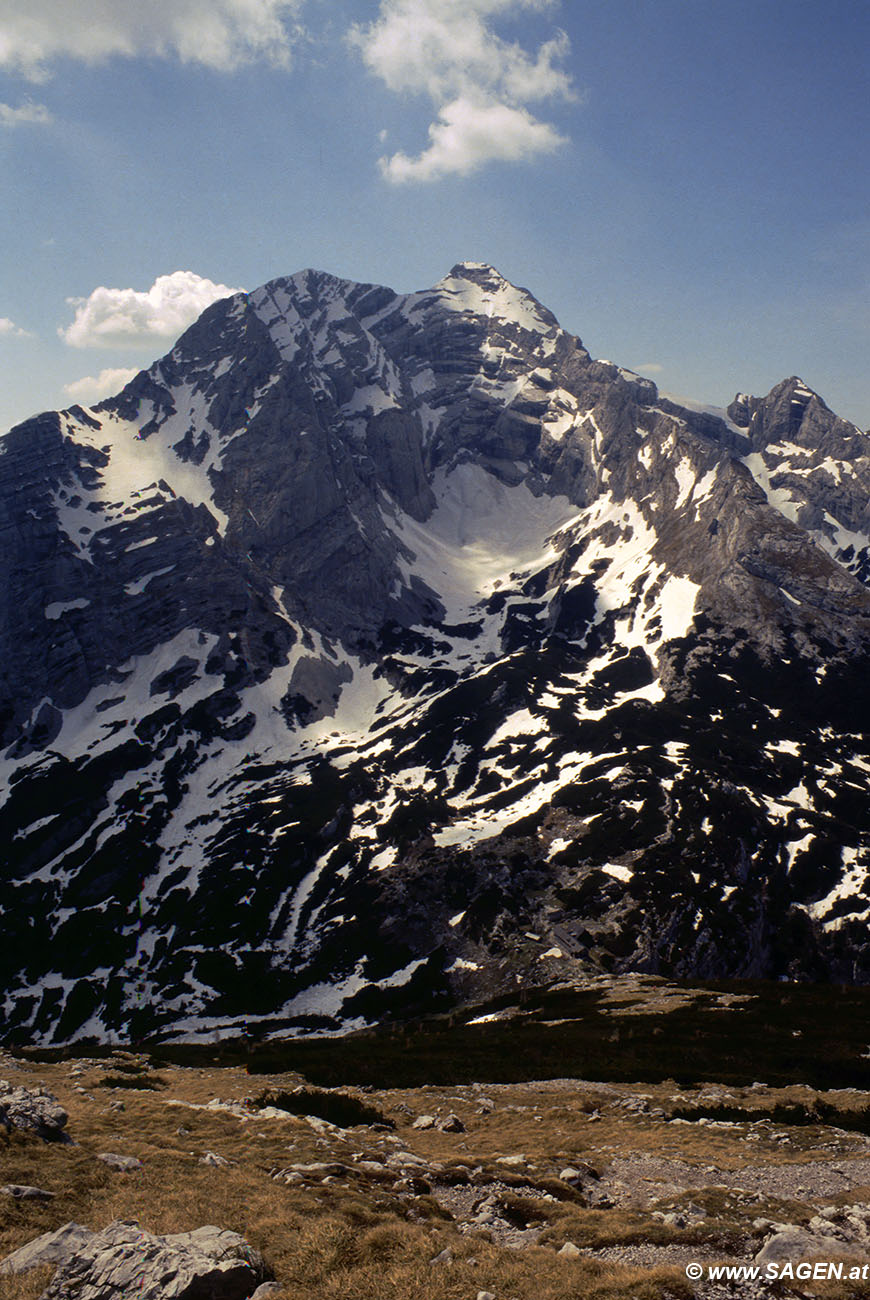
[[767, 375, 832, 418], [431, 263, 559, 333], [445, 261, 503, 279], [762, 375, 823, 405], [782, 375, 817, 397]]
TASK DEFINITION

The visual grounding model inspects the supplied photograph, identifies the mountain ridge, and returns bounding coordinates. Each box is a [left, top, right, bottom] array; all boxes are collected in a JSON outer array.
[[2, 262, 870, 1045]]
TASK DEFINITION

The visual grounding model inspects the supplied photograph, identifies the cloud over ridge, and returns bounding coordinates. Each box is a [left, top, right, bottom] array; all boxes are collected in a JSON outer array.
[[351, 0, 575, 182], [63, 366, 141, 404], [59, 271, 243, 349]]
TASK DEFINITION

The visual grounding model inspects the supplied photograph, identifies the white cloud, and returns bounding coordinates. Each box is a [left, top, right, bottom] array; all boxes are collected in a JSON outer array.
[[59, 270, 244, 348], [635, 362, 664, 375], [0, 316, 33, 338], [351, 0, 575, 182], [382, 95, 565, 182], [0, 99, 52, 126], [63, 366, 140, 405], [0, 0, 304, 79]]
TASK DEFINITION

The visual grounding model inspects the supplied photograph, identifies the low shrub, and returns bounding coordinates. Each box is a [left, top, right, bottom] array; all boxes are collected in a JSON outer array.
[[249, 1087, 393, 1129]]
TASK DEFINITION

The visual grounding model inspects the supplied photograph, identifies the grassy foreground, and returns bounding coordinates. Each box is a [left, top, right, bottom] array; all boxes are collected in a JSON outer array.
[[5, 977, 870, 1298]]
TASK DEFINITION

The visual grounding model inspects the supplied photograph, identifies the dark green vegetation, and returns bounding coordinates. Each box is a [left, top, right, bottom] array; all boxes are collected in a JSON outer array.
[[240, 981, 870, 1091], [93, 1072, 168, 1090], [248, 1086, 393, 1129], [22, 977, 870, 1093]]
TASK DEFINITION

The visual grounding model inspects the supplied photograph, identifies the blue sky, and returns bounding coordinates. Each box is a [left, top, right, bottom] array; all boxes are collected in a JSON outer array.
[[1, 0, 868, 432]]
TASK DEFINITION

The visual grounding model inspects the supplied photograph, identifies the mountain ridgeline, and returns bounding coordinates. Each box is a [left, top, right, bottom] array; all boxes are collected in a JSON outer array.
[[2, 261, 870, 1044]]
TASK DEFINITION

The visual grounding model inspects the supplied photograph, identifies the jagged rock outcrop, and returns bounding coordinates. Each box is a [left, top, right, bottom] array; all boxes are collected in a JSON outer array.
[[2, 262, 870, 1043], [0, 1220, 269, 1298], [0, 1222, 94, 1275]]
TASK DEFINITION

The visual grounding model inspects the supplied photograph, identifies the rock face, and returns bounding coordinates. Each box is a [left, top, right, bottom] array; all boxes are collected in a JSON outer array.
[[0, 1220, 269, 1298], [2, 261, 870, 1043]]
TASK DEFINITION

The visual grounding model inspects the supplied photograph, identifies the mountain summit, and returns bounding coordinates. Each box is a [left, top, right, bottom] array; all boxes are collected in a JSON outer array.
[[3, 264, 870, 1043]]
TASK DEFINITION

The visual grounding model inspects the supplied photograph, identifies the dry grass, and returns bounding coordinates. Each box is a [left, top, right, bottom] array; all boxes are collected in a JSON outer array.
[[2, 1052, 869, 1299], [1, 1262, 56, 1300]]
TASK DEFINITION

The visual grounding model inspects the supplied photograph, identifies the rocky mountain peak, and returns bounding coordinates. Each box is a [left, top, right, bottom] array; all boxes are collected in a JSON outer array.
[[728, 376, 845, 453], [3, 264, 870, 1045], [431, 261, 561, 336]]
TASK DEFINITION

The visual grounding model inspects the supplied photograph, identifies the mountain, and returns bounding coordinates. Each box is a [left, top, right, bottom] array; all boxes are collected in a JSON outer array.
[[2, 261, 870, 1045]]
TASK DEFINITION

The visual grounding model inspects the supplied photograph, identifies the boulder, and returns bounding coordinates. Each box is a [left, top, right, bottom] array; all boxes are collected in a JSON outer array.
[[808, 1203, 870, 1246], [437, 1114, 465, 1133], [0, 1081, 69, 1142], [755, 1228, 860, 1267], [35, 1220, 269, 1299], [0, 1223, 94, 1274], [0, 1184, 55, 1200], [558, 1166, 586, 1186], [96, 1153, 143, 1172]]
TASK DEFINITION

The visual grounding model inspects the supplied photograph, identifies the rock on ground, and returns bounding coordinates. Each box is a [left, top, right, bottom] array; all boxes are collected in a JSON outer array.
[[0, 1223, 94, 1275], [1, 1219, 270, 1299], [96, 1153, 143, 1172], [0, 1080, 69, 1141]]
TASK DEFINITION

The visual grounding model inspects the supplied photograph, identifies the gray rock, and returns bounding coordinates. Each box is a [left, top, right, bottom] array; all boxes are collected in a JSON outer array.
[[199, 1152, 231, 1167], [659, 1212, 685, 1228], [0, 1081, 69, 1142], [429, 1247, 453, 1265], [386, 1151, 431, 1169], [438, 1113, 465, 1133], [271, 1170, 303, 1185], [411, 1115, 436, 1130], [0, 1184, 55, 1200], [558, 1167, 586, 1186], [558, 1242, 581, 1258], [755, 1228, 861, 1267], [96, 1153, 143, 1172], [0, 1222, 94, 1274], [34, 1220, 269, 1299], [280, 1161, 348, 1177]]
